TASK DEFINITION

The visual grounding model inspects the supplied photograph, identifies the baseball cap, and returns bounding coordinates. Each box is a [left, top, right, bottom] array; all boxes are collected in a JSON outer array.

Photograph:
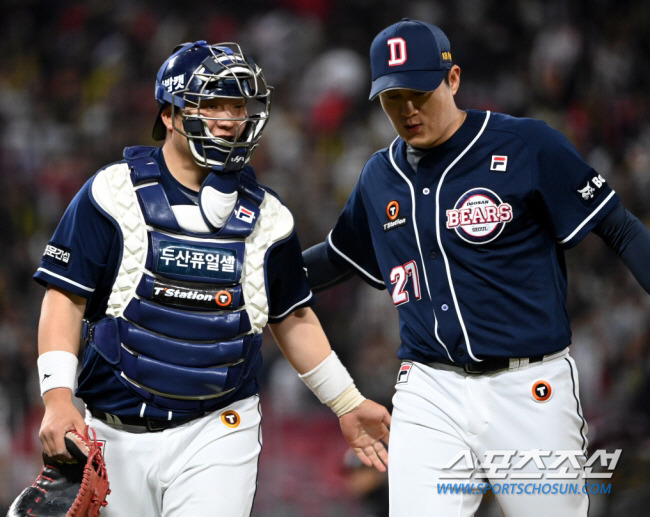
[[369, 18, 453, 100]]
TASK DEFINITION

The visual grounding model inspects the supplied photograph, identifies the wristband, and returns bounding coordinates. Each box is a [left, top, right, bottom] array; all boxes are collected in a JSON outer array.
[[37, 351, 78, 396], [326, 384, 366, 417], [298, 351, 366, 417]]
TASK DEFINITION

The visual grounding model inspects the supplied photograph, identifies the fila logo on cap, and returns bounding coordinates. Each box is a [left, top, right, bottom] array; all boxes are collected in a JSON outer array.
[[387, 38, 407, 66]]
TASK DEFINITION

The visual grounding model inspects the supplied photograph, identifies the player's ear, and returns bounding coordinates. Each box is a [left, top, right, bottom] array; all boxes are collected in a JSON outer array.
[[448, 65, 461, 96], [159, 105, 174, 135]]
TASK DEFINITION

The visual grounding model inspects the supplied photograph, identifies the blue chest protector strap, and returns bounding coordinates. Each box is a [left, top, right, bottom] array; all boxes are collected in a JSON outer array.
[[124, 146, 265, 237]]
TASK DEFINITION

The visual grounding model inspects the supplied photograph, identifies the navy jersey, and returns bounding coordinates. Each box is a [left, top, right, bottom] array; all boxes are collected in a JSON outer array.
[[327, 110, 619, 364], [34, 147, 313, 416]]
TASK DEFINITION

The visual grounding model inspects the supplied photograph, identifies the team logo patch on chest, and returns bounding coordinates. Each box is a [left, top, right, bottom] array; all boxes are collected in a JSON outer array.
[[446, 188, 513, 244]]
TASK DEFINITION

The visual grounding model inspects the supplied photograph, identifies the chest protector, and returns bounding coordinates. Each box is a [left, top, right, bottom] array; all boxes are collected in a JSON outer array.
[[86, 146, 294, 413]]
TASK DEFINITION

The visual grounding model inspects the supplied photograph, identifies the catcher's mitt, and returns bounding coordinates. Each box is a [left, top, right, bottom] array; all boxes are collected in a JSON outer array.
[[7, 427, 110, 517]]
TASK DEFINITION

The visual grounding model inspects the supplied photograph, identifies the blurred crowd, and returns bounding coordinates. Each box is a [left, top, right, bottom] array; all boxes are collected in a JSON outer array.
[[1, 0, 650, 515]]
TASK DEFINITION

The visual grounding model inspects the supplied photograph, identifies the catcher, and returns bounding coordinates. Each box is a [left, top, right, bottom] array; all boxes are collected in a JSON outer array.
[[19, 40, 389, 517], [7, 428, 110, 517]]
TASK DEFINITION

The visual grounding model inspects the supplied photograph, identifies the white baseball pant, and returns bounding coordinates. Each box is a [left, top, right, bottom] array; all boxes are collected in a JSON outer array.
[[388, 350, 590, 516], [87, 395, 262, 517]]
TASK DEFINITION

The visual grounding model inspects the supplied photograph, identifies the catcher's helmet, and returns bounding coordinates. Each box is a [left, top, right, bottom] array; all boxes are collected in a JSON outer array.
[[153, 41, 272, 172]]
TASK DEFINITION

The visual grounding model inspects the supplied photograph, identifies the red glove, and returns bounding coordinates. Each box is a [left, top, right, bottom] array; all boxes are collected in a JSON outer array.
[[7, 427, 110, 517]]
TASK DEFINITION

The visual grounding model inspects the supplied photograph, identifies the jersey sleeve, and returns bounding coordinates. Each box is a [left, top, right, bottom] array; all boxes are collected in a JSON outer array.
[[33, 176, 117, 297], [266, 230, 314, 322], [327, 179, 385, 289], [531, 123, 619, 248]]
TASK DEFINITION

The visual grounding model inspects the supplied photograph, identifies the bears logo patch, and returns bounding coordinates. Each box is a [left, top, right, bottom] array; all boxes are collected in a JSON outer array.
[[446, 188, 513, 244]]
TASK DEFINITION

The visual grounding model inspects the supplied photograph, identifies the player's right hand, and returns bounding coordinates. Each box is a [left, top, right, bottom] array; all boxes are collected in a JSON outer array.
[[39, 387, 86, 460], [339, 399, 391, 472]]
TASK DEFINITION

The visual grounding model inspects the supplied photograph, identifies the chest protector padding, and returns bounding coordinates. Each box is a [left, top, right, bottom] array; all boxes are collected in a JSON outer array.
[[87, 146, 293, 412]]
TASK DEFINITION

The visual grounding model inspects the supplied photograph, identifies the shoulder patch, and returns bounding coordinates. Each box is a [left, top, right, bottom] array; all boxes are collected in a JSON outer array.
[[42, 242, 72, 269], [575, 174, 608, 206]]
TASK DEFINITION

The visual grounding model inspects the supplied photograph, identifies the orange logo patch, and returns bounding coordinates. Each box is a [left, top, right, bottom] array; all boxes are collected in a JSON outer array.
[[215, 290, 233, 307], [532, 381, 552, 402], [386, 200, 400, 221], [221, 410, 241, 428]]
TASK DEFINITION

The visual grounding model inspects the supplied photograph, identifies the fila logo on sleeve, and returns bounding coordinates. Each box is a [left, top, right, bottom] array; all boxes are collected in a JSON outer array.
[[387, 38, 407, 66]]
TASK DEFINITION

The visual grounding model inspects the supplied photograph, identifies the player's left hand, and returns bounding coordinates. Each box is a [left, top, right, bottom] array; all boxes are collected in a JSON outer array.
[[339, 399, 391, 472]]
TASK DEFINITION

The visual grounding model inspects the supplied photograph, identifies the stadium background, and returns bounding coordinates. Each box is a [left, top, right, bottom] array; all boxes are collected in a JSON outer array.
[[1, 0, 649, 515]]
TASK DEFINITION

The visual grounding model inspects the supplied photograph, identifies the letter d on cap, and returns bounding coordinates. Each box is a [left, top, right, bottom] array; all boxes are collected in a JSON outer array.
[[387, 37, 407, 66]]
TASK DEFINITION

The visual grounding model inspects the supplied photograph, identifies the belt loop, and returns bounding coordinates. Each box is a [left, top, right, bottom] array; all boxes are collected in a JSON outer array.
[[81, 319, 90, 341], [100, 411, 124, 427], [507, 357, 530, 371], [542, 347, 569, 363]]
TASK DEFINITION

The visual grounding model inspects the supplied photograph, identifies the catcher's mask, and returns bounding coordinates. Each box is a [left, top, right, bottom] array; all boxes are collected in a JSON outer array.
[[153, 41, 272, 173]]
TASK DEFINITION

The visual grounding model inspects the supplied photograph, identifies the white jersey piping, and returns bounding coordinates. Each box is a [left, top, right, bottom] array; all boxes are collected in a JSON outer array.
[[559, 191, 616, 245], [389, 111, 492, 363]]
